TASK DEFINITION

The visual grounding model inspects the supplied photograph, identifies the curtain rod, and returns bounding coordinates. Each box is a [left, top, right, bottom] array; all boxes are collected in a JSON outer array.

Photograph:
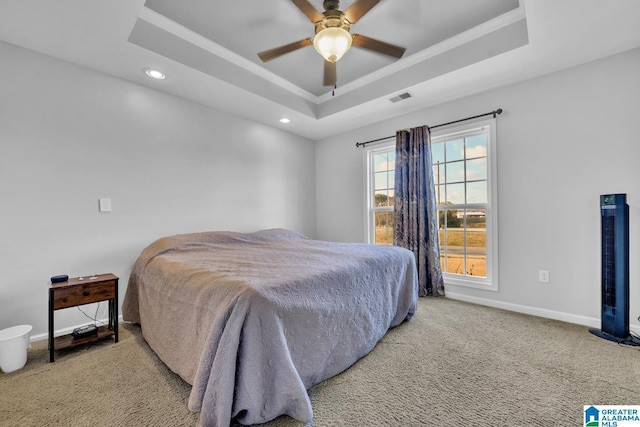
[[355, 108, 503, 148]]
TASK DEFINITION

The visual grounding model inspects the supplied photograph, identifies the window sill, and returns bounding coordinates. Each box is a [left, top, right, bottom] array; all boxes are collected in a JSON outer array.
[[443, 274, 499, 292]]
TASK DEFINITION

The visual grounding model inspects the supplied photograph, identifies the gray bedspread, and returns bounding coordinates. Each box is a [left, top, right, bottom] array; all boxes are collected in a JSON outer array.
[[122, 229, 418, 426]]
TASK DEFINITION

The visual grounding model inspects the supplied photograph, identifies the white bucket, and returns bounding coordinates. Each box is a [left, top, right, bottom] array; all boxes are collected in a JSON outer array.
[[0, 325, 32, 373]]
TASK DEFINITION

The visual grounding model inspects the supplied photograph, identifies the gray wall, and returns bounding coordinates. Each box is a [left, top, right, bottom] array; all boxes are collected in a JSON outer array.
[[2, 38, 639, 340], [315, 48, 640, 330], [0, 41, 316, 337]]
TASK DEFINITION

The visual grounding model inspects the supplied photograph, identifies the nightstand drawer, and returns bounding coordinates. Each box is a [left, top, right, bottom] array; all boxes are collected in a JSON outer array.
[[52, 281, 116, 309]]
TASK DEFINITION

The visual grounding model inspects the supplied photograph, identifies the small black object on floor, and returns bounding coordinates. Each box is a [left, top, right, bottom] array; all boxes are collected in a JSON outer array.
[[589, 328, 640, 346]]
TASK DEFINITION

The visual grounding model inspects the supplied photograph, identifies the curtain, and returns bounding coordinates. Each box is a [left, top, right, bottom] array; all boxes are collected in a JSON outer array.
[[394, 126, 445, 297]]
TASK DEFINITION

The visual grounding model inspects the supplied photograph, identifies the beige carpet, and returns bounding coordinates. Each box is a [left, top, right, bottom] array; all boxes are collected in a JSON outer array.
[[2, 298, 640, 426]]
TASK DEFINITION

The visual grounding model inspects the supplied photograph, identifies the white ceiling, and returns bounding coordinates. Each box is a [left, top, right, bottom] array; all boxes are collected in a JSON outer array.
[[1, 0, 639, 140]]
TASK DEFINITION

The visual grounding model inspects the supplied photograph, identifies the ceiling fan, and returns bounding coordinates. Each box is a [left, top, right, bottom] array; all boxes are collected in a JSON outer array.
[[257, 0, 406, 87]]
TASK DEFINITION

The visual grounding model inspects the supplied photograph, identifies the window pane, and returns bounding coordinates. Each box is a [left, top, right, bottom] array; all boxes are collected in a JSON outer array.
[[374, 211, 390, 227], [465, 209, 486, 230], [433, 162, 444, 186], [440, 209, 463, 229], [374, 191, 389, 207], [444, 253, 464, 275], [465, 134, 487, 159], [445, 139, 464, 162], [466, 181, 487, 204], [375, 228, 393, 246], [445, 230, 464, 251], [466, 255, 486, 277], [387, 151, 396, 169], [435, 184, 444, 205], [446, 160, 465, 183], [374, 171, 387, 190], [374, 211, 393, 246], [432, 143, 445, 164], [445, 183, 465, 204], [387, 171, 395, 189], [466, 231, 486, 253], [466, 158, 487, 181], [374, 153, 388, 172]]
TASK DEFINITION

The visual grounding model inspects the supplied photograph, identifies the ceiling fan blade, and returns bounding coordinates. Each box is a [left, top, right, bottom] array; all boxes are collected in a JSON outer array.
[[343, 0, 380, 24], [351, 34, 406, 58], [291, 0, 324, 23], [257, 38, 313, 62], [323, 60, 337, 86]]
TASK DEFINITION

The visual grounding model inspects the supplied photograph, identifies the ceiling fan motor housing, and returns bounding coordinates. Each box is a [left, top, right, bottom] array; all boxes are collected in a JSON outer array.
[[314, 14, 351, 34], [323, 0, 341, 11]]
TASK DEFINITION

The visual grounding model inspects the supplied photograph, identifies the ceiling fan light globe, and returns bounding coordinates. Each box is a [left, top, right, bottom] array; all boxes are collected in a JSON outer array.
[[313, 27, 352, 62]]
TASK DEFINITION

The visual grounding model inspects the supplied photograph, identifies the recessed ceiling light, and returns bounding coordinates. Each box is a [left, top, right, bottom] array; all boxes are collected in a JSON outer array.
[[144, 68, 166, 80], [279, 118, 291, 124]]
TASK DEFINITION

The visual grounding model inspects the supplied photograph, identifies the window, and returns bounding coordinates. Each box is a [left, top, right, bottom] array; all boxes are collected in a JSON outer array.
[[366, 147, 395, 245], [365, 118, 498, 291], [432, 119, 498, 290]]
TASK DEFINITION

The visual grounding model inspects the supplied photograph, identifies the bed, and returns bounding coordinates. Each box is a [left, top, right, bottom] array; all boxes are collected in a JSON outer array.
[[122, 228, 418, 427]]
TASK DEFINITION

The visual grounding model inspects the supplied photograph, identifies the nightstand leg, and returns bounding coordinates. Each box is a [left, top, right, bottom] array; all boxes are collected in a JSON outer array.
[[48, 291, 54, 363], [113, 279, 119, 343], [108, 299, 112, 330]]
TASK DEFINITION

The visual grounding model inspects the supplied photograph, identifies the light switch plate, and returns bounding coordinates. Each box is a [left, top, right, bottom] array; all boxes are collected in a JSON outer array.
[[99, 198, 112, 212]]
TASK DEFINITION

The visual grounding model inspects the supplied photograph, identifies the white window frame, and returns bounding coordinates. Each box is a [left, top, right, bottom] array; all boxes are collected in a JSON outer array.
[[364, 118, 498, 292], [433, 118, 499, 292]]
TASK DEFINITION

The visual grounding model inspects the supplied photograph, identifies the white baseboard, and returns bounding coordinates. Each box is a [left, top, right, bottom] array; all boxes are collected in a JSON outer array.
[[445, 292, 640, 335], [31, 297, 640, 341], [30, 315, 124, 343]]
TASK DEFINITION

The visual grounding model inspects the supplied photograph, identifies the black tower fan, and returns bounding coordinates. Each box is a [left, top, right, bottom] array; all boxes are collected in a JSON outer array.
[[589, 194, 638, 345]]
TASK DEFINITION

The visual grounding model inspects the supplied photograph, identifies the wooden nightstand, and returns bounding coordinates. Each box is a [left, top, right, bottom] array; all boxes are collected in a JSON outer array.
[[48, 273, 119, 362]]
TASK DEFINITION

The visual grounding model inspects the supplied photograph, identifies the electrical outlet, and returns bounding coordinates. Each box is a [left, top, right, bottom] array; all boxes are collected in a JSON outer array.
[[539, 270, 550, 283]]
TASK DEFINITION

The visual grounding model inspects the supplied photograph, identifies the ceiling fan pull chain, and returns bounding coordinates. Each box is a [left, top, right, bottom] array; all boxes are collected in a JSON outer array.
[[333, 83, 337, 97]]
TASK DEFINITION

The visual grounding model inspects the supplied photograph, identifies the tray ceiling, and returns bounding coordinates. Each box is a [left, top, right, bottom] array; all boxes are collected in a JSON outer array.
[[138, 0, 521, 97], [1, 1, 639, 140]]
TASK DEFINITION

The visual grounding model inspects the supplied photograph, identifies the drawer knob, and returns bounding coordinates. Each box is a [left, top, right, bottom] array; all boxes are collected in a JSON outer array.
[[83, 291, 90, 296]]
